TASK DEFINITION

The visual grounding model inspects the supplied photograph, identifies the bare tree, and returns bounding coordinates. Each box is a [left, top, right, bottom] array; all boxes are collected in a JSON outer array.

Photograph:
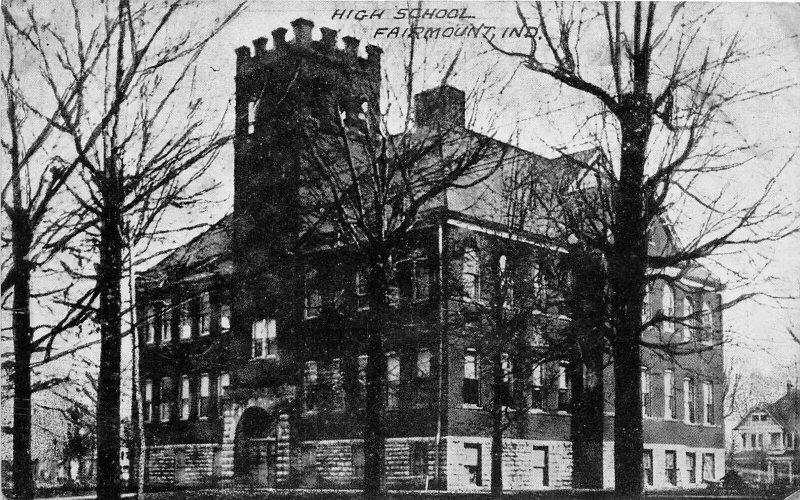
[[299, 46, 510, 492], [2, 4, 119, 496], [3, 0, 243, 498], [490, 3, 799, 497]]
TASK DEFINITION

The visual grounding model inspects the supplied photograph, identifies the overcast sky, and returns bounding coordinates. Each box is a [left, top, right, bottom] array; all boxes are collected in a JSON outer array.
[[187, 1, 800, 388], [8, 1, 799, 412]]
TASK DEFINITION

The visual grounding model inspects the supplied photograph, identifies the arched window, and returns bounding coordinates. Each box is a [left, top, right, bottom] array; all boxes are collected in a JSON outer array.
[[661, 284, 675, 334]]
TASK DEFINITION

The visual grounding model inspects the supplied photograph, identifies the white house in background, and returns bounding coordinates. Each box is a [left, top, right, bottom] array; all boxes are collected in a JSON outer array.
[[732, 384, 800, 485]]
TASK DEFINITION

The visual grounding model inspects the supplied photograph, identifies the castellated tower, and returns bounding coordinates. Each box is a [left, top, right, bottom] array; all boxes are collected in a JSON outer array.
[[231, 18, 383, 374]]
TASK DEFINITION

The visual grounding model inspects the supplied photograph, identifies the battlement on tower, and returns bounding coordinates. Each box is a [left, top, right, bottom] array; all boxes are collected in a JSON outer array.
[[235, 18, 382, 73]]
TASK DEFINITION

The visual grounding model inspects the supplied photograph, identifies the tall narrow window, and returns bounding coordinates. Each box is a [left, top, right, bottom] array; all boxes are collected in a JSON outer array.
[[701, 301, 713, 344], [558, 362, 571, 411], [304, 270, 322, 318], [160, 302, 172, 343], [665, 450, 677, 486], [352, 444, 365, 477], [247, 100, 257, 134], [386, 352, 400, 409], [219, 372, 230, 399], [531, 364, 543, 410], [251, 319, 277, 359], [179, 302, 192, 340], [532, 446, 549, 486], [642, 450, 653, 486], [414, 349, 431, 405], [357, 355, 368, 402], [702, 453, 715, 481], [662, 284, 675, 334], [664, 370, 676, 419], [464, 443, 482, 486], [416, 349, 431, 379], [684, 378, 696, 424], [199, 293, 210, 336], [683, 297, 695, 341], [180, 375, 190, 420], [463, 349, 480, 406], [160, 377, 172, 422], [642, 282, 653, 323], [144, 379, 153, 423], [219, 304, 231, 334], [304, 361, 318, 411], [704, 381, 714, 425], [145, 307, 155, 344], [410, 442, 428, 476], [331, 358, 344, 409], [499, 352, 513, 407], [198, 374, 210, 419], [499, 255, 514, 306], [462, 248, 480, 300], [641, 367, 652, 417], [355, 270, 368, 310], [686, 452, 696, 484]]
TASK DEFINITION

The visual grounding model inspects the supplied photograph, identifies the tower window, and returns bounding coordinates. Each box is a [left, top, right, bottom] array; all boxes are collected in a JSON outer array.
[[248, 100, 258, 134]]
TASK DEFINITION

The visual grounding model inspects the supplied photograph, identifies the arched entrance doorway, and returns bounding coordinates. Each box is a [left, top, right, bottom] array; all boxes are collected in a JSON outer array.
[[234, 406, 278, 487]]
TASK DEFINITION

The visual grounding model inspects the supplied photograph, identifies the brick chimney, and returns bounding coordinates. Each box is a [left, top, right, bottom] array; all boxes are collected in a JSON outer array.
[[414, 85, 465, 128]]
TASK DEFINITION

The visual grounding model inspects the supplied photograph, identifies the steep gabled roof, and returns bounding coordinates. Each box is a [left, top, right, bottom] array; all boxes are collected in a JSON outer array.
[[765, 389, 800, 429], [733, 389, 800, 431], [142, 214, 233, 281]]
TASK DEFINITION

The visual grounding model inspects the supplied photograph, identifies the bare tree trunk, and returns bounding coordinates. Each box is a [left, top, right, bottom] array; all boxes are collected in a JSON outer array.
[[128, 246, 146, 498], [8, 48, 35, 499], [610, 93, 652, 499], [11, 230, 33, 500], [96, 3, 126, 497], [363, 263, 388, 497], [96, 183, 124, 500], [490, 349, 504, 499]]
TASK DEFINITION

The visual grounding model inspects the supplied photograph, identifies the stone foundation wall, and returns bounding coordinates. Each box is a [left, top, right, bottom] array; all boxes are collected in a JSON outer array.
[[446, 436, 572, 491], [298, 437, 446, 489], [146, 443, 222, 487]]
